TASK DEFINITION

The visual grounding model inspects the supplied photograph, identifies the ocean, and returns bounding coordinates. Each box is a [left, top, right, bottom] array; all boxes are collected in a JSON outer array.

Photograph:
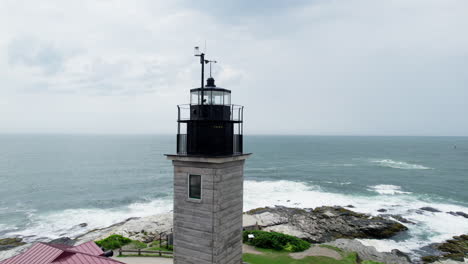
[[0, 135, 467, 256]]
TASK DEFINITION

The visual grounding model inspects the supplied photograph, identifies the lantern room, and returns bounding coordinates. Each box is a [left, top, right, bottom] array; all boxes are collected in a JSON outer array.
[[176, 54, 243, 156]]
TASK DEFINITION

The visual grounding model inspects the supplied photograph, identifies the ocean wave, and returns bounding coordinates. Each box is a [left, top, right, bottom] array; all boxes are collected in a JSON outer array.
[[324, 181, 352, 185], [367, 184, 412, 195], [5, 179, 468, 256], [371, 159, 432, 170], [6, 198, 172, 242]]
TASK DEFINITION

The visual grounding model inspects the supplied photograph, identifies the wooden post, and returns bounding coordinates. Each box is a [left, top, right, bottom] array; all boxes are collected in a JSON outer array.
[[159, 251, 162, 257], [138, 248, 141, 256], [118, 248, 122, 256]]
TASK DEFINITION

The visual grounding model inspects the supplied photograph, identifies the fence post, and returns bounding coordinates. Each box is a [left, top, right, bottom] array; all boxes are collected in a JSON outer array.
[[138, 248, 141, 256], [118, 248, 122, 256], [159, 251, 162, 257]]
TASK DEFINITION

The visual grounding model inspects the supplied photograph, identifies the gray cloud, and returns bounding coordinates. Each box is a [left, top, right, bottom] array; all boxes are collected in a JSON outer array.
[[8, 37, 65, 75], [0, 0, 467, 135]]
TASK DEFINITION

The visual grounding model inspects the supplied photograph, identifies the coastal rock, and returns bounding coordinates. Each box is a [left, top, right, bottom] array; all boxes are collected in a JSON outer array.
[[378, 209, 387, 212], [379, 214, 416, 225], [433, 259, 468, 264], [391, 215, 417, 225], [420, 207, 442, 213], [447, 212, 468, 219], [75, 213, 173, 243], [0, 238, 26, 251], [325, 238, 412, 264], [421, 234, 468, 263], [245, 206, 408, 243], [48, 237, 76, 246], [392, 249, 413, 263]]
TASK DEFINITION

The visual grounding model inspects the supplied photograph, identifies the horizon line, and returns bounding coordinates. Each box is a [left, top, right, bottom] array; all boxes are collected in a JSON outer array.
[[0, 132, 467, 137]]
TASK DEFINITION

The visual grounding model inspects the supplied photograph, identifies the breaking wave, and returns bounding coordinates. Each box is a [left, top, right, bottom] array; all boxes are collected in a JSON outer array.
[[5, 198, 173, 243], [371, 159, 432, 170], [367, 184, 412, 195]]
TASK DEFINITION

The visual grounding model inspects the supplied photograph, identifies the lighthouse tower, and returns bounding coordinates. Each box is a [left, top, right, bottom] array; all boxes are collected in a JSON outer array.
[[166, 48, 250, 264]]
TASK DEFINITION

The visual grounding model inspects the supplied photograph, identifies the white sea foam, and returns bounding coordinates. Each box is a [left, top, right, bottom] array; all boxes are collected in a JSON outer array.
[[371, 159, 432, 170], [5, 179, 468, 256], [367, 184, 412, 195], [6, 198, 173, 242]]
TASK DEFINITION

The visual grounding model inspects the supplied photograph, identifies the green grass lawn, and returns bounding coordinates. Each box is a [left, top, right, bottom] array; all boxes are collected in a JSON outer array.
[[243, 250, 357, 264], [242, 246, 383, 264]]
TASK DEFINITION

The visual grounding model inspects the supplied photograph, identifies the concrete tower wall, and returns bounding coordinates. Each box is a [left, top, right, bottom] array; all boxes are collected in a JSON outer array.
[[169, 155, 249, 264]]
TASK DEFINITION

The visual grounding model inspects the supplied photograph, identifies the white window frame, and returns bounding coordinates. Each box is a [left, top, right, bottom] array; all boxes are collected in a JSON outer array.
[[187, 174, 202, 201]]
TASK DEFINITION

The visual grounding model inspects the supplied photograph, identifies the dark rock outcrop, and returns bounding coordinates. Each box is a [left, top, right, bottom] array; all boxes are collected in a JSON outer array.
[[0, 238, 26, 251], [245, 206, 408, 243], [48, 237, 76, 246], [421, 234, 468, 263], [379, 214, 416, 225], [447, 211, 468, 219], [420, 207, 442, 213]]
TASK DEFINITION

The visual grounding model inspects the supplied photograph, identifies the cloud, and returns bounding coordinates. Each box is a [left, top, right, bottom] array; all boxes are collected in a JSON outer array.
[[8, 37, 65, 75], [0, 0, 467, 135]]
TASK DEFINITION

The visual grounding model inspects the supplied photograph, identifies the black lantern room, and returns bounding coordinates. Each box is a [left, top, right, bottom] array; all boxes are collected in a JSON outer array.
[[176, 49, 243, 156]]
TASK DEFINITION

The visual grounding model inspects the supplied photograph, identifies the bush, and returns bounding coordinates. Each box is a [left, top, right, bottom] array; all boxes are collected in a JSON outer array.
[[129, 240, 147, 249], [243, 230, 310, 252], [95, 234, 132, 250]]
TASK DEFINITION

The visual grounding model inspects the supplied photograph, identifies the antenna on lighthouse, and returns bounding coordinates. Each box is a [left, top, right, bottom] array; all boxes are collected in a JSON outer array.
[[207, 60, 217, 78], [194, 46, 217, 105]]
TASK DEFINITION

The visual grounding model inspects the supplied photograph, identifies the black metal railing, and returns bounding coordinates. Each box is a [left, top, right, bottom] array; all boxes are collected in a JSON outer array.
[[233, 134, 243, 154], [176, 134, 243, 156], [177, 134, 187, 155], [177, 104, 243, 122]]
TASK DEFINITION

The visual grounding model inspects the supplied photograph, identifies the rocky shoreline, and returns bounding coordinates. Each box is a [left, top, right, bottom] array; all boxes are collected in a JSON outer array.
[[1, 205, 466, 264], [243, 206, 408, 243]]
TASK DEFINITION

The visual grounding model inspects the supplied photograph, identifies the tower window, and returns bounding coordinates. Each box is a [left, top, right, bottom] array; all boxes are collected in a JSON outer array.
[[188, 174, 201, 199]]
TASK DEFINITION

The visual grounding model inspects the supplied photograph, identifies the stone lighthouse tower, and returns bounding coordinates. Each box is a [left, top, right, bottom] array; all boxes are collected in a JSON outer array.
[[166, 48, 250, 264]]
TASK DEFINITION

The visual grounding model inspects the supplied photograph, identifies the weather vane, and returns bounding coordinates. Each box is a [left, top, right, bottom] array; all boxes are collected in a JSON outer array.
[[194, 46, 217, 105]]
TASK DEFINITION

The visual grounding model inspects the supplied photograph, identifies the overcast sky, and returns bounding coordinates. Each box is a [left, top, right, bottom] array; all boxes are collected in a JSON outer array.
[[1, 0, 467, 136]]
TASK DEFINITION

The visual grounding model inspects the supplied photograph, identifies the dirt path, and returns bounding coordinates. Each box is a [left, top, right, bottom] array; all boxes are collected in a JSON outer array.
[[289, 246, 342, 260], [111, 257, 173, 264], [242, 244, 264, 255]]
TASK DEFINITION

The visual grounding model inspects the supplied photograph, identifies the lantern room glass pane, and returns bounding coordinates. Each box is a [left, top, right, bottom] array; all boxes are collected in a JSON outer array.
[[212, 91, 224, 105], [224, 93, 231, 105], [191, 91, 200, 105]]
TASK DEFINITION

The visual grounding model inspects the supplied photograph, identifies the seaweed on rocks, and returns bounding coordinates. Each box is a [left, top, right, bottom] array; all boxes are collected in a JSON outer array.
[[421, 234, 468, 263]]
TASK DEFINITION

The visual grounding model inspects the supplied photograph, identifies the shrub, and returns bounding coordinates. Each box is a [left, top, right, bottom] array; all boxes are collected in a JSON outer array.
[[242, 230, 310, 252], [129, 240, 147, 249], [95, 234, 132, 250]]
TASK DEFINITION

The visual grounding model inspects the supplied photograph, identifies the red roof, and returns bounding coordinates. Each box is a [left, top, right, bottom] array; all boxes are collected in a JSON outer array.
[[0, 241, 125, 264]]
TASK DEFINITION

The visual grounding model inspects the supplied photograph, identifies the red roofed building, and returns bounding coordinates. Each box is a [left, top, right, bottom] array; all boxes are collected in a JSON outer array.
[[0, 241, 125, 264]]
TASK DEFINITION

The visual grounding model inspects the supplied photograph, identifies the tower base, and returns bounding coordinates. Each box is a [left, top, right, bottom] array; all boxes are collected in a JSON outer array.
[[166, 154, 250, 264]]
